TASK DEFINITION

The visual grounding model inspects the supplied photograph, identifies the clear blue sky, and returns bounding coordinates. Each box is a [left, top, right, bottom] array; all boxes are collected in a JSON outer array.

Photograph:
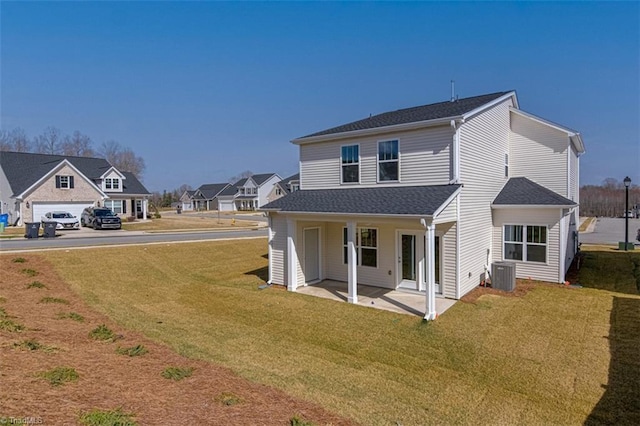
[[1, 1, 638, 192]]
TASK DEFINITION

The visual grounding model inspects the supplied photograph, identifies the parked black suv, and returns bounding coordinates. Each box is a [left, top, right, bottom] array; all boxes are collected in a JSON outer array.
[[81, 207, 122, 230]]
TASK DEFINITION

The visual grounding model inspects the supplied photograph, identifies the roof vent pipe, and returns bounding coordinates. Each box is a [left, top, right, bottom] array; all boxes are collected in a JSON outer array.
[[450, 80, 457, 102]]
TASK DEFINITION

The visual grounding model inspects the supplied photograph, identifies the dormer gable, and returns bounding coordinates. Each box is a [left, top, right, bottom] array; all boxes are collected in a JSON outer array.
[[100, 167, 126, 192]]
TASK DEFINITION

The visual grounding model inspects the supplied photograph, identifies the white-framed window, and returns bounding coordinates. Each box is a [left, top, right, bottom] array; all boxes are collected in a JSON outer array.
[[378, 139, 399, 181], [341, 144, 359, 184], [503, 225, 547, 263], [105, 178, 120, 190], [275, 187, 282, 196], [343, 227, 378, 267], [104, 199, 123, 214], [56, 175, 74, 189], [291, 183, 300, 192], [504, 153, 509, 178]]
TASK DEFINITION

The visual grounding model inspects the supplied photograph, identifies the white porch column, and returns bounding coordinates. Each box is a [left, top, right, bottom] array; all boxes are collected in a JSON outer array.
[[143, 199, 148, 220], [286, 217, 298, 291], [424, 221, 437, 320], [347, 220, 358, 304]]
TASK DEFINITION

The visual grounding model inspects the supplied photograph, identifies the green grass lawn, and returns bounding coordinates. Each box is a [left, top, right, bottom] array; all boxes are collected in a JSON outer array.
[[40, 241, 640, 425]]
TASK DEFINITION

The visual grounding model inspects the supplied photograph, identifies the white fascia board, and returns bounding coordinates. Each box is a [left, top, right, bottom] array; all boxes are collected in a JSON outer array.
[[462, 92, 518, 121], [99, 166, 126, 180], [509, 108, 585, 153], [17, 159, 107, 199], [291, 117, 457, 145], [258, 209, 433, 220], [432, 186, 462, 218], [491, 204, 577, 209]]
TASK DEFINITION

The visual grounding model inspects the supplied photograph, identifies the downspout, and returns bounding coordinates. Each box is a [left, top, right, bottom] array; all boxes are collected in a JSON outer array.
[[450, 119, 463, 184]]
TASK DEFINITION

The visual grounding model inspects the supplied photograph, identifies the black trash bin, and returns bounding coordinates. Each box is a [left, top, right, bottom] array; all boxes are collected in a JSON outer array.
[[43, 221, 58, 238], [24, 222, 40, 239]]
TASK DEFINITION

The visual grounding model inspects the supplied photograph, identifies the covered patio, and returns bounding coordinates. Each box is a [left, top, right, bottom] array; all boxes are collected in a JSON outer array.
[[296, 280, 457, 318]]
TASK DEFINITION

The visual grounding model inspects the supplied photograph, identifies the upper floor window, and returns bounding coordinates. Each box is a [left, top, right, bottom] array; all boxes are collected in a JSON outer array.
[[290, 183, 300, 192], [275, 187, 282, 196], [504, 225, 547, 263], [105, 178, 120, 190], [55, 175, 74, 189], [378, 140, 399, 181], [341, 145, 359, 184]]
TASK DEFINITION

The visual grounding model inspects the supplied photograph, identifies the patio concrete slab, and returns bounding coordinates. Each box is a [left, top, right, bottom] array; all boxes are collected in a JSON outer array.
[[296, 280, 456, 318]]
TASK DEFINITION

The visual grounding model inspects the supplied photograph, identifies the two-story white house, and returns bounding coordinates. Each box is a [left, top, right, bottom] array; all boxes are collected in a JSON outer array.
[[218, 173, 282, 212], [262, 91, 584, 319]]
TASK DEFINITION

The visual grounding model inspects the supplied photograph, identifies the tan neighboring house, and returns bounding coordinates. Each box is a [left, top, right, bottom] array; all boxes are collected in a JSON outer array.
[[0, 151, 151, 225], [266, 173, 300, 204], [262, 91, 585, 319]]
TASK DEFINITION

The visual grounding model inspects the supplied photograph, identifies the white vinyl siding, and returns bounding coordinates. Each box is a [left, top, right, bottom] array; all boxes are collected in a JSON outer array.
[[458, 98, 513, 297], [440, 221, 457, 299], [434, 195, 457, 224], [509, 112, 569, 197], [569, 144, 579, 204], [492, 208, 561, 283], [269, 214, 287, 285], [299, 126, 453, 189]]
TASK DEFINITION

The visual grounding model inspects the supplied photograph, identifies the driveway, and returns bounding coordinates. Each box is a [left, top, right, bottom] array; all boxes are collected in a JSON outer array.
[[580, 217, 640, 245]]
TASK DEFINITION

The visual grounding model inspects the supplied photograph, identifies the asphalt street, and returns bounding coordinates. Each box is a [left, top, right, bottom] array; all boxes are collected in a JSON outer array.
[[0, 228, 267, 252], [580, 217, 640, 245]]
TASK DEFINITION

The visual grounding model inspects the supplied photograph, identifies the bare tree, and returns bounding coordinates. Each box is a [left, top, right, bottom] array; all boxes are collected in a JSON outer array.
[[98, 140, 145, 180], [61, 130, 94, 157], [228, 170, 253, 183], [34, 126, 64, 154], [580, 178, 640, 217], [0, 127, 31, 152]]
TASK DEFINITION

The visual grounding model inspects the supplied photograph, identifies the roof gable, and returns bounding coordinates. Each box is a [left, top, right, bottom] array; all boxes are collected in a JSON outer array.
[[493, 177, 576, 207], [196, 183, 231, 199], [296, 91, 514, 141], [0, 151, 149, 197]]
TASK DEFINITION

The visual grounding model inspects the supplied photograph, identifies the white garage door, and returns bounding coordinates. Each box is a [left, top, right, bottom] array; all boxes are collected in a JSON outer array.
[[218, 199, 235, 212], [33, 202, 94, 222]]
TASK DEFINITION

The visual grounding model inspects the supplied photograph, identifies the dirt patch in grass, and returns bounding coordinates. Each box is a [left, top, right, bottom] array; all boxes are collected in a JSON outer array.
[[0, 255, 353, 425], [460, 279, 568, 303]]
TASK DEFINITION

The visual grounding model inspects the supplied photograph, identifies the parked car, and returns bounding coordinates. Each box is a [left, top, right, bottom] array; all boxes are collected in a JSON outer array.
[[41, 211, 80, 230], [81, 207, 122, 230]]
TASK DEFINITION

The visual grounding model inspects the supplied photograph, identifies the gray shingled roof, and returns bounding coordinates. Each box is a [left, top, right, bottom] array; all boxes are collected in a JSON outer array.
[[300, 91, 512, 139], [251, 173, 279, 186], [276, 173, 300, 194], [0, 151, 150, 196], [262, 185, 461, 216], [493, 177, 576, 206], [197, 183, 231, 199]]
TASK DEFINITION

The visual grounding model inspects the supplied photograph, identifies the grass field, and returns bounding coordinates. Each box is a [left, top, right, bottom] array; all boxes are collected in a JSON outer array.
[[39, 241, 639, 425]]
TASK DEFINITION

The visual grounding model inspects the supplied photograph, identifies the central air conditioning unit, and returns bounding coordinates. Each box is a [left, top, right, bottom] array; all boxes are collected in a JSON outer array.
[[491, 261, 516, 292]]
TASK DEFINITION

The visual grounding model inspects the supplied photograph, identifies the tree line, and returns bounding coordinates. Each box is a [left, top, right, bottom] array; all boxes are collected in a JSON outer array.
[[0, 126, 145, 179], [580, 178, 640, 217]]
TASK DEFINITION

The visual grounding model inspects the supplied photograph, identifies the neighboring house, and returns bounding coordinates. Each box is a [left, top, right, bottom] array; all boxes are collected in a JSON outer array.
[[180, 183, 231, 212], [0, 151, 151, 225], [218, 173, 282, 212], [179, 190, 197, 211], [262, 91, 585, 319], [266, 173, 300, 204]]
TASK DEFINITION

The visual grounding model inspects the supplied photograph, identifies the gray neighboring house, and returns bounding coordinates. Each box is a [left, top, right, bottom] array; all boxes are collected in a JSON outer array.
[[218, 173, 282, 211], [181, 183, 231, 211], [0, 151, 151, 225], [262, 90, 585, 319]]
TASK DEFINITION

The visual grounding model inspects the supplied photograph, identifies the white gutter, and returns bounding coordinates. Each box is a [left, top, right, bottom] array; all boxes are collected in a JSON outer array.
[[491, 204, 577, 209], [259, 209, 434, 220]]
